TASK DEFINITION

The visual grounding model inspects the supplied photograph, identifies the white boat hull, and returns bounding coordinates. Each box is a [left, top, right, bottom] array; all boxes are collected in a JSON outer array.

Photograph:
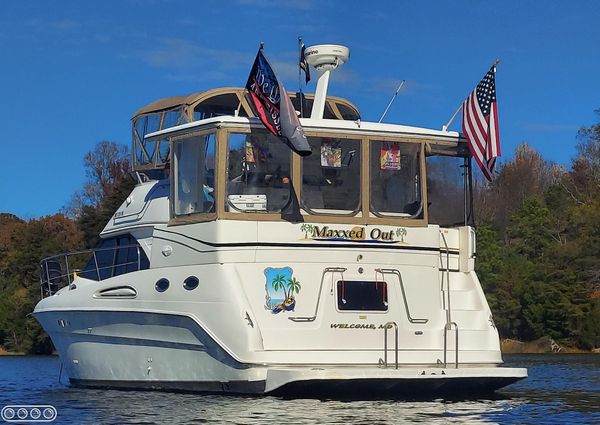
[[35, 308, 526, 396]]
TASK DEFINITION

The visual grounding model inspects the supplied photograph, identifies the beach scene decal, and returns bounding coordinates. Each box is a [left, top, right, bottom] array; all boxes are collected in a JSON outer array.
[[264, 267, 302, 314]]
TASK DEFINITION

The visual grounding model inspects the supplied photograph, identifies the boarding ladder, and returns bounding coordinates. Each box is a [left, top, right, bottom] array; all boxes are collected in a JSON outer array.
[[440, 232, 459, 368]]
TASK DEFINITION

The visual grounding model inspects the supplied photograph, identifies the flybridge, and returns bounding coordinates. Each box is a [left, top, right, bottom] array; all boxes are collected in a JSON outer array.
[[131, 88, 360, 175]]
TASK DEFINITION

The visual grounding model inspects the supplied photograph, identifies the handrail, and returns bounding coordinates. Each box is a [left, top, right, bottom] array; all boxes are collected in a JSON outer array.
[[440, 232, 452, 324], [382, 321, 398, 369], [39, 244, 145, 298], [439, 232, 459, 368], [288, 267, 347, 322], [443, 321, 459, 368], [374, 268, 428, 324]]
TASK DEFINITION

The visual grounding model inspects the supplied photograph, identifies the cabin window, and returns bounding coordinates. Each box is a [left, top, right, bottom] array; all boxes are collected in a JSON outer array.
[[193, 93, 242, 120], [336, 102, 360, 121], [80, 235, 149, 281], [427, 155, 468, 226], [163, 108, 187, 129], [173, 133, 216, 216], [226, 131, 291, 212], [370, 141, 422, 217], [133, 113, 161, 166], [337, 281, 388, 311], [301, 137, 361, 214]]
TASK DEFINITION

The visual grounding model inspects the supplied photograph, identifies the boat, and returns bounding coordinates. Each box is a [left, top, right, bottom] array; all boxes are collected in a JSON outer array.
[[34, 44, 527, 396]]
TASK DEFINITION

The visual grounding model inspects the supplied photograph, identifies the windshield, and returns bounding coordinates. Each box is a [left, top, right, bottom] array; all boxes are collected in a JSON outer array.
[[301, 136, 361, 215], [370, 141, 422, 217], [173, 133, 216, 216], [226, 131, 292, 212]]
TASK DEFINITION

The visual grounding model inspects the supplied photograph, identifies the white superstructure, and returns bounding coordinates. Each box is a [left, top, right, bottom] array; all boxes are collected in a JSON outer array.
[[34, 45, 526, 396]]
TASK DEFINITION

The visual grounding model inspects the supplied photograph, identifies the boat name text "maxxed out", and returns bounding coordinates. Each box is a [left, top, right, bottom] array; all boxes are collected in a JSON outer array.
[[300, 224, 407, 243]]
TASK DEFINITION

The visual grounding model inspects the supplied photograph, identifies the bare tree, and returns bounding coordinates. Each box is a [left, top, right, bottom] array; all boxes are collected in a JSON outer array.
[[65, 141, 129, 217]]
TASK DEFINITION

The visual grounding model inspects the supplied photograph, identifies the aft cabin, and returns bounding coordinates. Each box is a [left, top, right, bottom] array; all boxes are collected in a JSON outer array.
[[131, 87, 474, 228]]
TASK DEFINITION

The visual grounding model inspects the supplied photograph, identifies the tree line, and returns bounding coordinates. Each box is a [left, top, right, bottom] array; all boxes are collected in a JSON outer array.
[[0, 116, 599, 353], [474, 112, 600, 349]]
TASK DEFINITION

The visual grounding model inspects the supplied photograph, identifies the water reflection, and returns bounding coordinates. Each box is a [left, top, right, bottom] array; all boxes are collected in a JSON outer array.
[[0, 354, 598, 425], [41, 390, 530, 425]]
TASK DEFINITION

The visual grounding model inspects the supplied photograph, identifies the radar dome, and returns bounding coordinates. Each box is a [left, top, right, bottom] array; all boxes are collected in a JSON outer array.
[[305, 44, 349, 71]]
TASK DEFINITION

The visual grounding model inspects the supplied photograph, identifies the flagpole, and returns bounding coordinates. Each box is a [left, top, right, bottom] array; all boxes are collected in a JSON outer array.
[[442, 104, 462, 131], [298, 37, 302, 94], [298, 36, 304, 118], [441, 58, 500, 131], [237, 41, 265, 117]]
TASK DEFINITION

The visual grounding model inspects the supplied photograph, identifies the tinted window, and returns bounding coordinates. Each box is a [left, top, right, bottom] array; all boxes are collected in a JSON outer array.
[[370, 141, 422, 217], [427, 155, 466, 226], [80, 235, 149, 281], [337, 281, 388, 311], [302, 137, 361, 214], [226, 131, 291, 212]]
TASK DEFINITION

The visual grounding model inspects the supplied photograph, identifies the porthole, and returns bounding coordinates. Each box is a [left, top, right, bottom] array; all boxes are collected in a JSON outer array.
[[183, 276, 199, 291], [155, 278, 170, 292]]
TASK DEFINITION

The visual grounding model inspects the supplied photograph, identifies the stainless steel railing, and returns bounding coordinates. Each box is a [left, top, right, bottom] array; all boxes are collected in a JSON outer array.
[[288, 267, 347, 322], [440, 232, 452, 324], [439, 231, 459, 368], [39, 244, 143, 298], [381, 321, 399, 369], [444, 321, 459, 368], [374, 268, 428, 324]]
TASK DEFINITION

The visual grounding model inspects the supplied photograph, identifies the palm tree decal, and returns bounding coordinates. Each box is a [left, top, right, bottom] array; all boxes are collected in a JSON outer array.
[[264, 267, 302, 314], [395, 227, 407, 243], [286, 277, 301, 296], [271, 274, 288, 299], [300, 224, 314, 239]]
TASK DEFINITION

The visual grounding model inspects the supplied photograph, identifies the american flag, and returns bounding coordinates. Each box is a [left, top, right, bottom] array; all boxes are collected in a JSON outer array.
[[462, 65, 501, 181]]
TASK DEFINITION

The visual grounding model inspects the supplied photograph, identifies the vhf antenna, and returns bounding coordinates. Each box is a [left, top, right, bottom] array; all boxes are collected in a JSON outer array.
[[378, 80, 405, 123]]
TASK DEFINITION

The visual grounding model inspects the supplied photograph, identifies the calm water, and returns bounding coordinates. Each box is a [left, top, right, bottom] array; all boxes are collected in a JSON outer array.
[[0, 354, 598, 424]]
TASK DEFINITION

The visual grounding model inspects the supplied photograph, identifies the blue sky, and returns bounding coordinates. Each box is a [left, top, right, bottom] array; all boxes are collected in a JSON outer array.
[[1, 0, 599, 219]]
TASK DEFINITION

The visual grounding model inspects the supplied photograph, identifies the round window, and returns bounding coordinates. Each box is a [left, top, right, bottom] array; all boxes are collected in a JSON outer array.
[[183, 276, 199, 290], [155, 278, 170, 292]]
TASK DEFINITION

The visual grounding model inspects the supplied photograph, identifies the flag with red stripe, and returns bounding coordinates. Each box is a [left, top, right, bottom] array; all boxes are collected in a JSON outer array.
[[461, 65, 501, 181], [245, 46, 311, 156]]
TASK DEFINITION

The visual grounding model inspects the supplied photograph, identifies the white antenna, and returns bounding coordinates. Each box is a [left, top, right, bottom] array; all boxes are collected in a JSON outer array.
[[378, 80, 405, 123], [305, 44, 350, 119]]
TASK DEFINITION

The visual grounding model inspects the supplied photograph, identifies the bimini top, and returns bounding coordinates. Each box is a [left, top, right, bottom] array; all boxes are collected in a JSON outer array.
[[132, 87, 361, 173]]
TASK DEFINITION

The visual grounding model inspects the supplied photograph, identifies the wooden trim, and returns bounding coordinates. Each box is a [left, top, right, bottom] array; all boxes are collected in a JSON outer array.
[[420, 142, 429, 223], [292, 151, 301, 198], [168, 129, 220, 225], [165, 125, 433, 227], [361, 135, 370, 219], [168, 213, 217, 226], [216, 128, 227, 216]]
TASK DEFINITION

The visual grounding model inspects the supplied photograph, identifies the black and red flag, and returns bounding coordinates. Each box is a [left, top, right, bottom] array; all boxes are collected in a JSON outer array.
[[245, 46, 311, 156]]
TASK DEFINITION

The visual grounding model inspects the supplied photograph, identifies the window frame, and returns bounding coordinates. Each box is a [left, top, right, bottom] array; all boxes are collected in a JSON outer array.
[[161, 122, 430, 226], [219, 127, 295, 221], [169, 129, 218, 223], [335, 280, 389, 313], [368, 139, 424, 219], [80, 234, 150, 281], [300, 134, 363, 217]]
